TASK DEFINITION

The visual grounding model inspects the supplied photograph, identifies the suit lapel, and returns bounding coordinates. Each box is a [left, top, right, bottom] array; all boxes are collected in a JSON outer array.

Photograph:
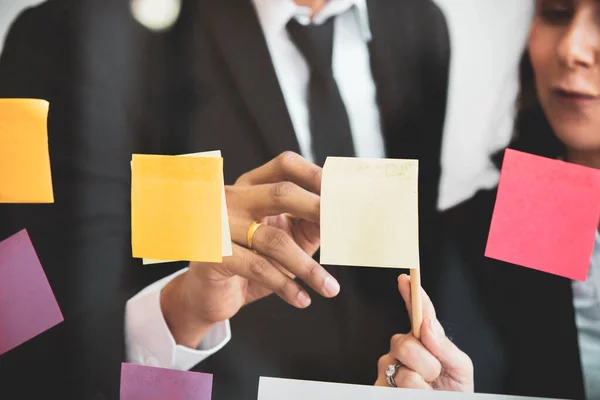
[[196, 0, 300, 158], [366, 0, 406, 152], [366, 0, 396, 130], [367, 0, 427, 159]]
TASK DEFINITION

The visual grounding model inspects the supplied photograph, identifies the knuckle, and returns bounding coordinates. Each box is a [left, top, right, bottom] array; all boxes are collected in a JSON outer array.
[[263, 230, 288, 251], [310, 196, 321, 219], [278, 151, 299, 169], [302, 261, 322, 283], [271, 181, 295, 199], [398, 370, 422, 388], [310, 166, 322, 186], [235, 172, 250, 185], [432, 361, 442, 381], [390, 334, 403, 350], [396, 340, 418, 363], [224, 185, 237, 202], [463, 354, 474, 375], [248, 256, 269, 278], [277, 276, 294, 297], [377, 355, 389, 372]]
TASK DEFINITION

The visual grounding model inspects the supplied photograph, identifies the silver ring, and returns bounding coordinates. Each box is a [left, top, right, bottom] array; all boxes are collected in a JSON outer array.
[[385, 362, 402, 387]]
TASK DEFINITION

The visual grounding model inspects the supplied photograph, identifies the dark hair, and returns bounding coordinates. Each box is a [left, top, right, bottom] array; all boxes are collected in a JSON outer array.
[[511, 52, 565, 158]]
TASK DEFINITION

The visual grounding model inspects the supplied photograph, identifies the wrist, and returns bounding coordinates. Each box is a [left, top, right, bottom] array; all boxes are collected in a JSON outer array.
[[160, 271, 215, 349]]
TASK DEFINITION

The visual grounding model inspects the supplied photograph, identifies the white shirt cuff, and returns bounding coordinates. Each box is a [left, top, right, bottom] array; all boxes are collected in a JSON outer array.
[[125, 267, 231, 371]]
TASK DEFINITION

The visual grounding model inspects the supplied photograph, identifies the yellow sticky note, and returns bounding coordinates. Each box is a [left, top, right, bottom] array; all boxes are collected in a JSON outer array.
[[0, 99, 53, 203], [131, 154, 222, 262], [320, 157, 419, 269], [142, 150, 232, 265]]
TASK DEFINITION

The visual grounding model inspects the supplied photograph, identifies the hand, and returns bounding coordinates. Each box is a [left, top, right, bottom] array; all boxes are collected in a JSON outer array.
[[375, 274, 474, 392], [160, 152, 340, 347]]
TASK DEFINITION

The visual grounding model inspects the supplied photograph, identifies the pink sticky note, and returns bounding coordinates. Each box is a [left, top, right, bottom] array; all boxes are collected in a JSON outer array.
[[0, 229, 63, 355], [485, 149, 600, 281], [120, 363, 213, 400]]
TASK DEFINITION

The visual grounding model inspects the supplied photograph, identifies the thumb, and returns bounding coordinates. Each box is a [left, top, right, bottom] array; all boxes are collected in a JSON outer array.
[[421, 317, 472, 376]]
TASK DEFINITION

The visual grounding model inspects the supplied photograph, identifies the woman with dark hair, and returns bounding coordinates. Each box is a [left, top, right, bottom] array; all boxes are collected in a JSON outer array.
[[517, 1, 600, 398], [380, 1, 600, 398], [477, 1, 600, 398]]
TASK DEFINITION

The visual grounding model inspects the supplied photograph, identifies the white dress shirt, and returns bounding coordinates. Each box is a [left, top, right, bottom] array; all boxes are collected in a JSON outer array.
[[432, 0, 534, 211], [126, 0, 383, 370], [573, 233, 600, 399]]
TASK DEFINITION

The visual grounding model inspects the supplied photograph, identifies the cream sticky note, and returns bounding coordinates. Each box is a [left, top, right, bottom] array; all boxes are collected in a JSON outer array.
[[258, 377, 562, 400], [0, 99, 54, 203], [142, 150, 232, 264], [131, 154, 222, 262], [320, 157, 419, 269]]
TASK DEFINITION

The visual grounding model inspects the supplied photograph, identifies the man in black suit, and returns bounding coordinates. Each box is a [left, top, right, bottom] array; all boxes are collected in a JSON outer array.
[[0, 0, 460, 398]]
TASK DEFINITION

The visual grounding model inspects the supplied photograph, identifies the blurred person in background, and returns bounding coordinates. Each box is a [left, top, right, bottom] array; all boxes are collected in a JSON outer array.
[[457, 0, 600, 398], [0, 0, 46, 54], [0, 0, 452, 398]]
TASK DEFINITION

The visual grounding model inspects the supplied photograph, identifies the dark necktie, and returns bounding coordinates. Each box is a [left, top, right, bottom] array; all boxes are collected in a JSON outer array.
[[287, 17, 356, 166]]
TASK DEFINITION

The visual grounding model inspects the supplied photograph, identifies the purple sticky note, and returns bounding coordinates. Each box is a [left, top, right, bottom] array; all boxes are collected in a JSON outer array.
[[120, 363, 213, 400], [0, 229, 63, 355]]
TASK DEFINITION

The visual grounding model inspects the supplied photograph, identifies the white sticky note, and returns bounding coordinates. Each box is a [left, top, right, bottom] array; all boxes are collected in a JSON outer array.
[[320, 157, 419, 269], [141, 150, 232, 264], [258, 377, 564, 400]]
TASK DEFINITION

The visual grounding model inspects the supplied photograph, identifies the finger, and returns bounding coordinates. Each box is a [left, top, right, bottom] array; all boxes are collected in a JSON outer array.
[[394, 366, 433, 390], [376, 353, 432, 389], [236, 151, 322, 194], [265, 214, 320, 255], [375, 354, 398, 387], [389, 334, 442, 383], [234, 182, 320, 223], [397, 274, 436, 326], [374, 378, 389, 387], [247, 224, 339, 298], [290, 218, 320, 254], [228, 244, 312, 308], [421, 317, 474, 381], [377, 354, 397, 376]]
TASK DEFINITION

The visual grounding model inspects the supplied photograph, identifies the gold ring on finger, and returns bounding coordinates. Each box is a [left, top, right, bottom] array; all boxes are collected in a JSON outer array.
[[247, 221, 263, 250]]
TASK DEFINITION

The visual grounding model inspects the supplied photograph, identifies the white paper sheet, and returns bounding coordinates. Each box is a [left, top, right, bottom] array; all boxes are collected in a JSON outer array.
[[257, 377, 564, 400]]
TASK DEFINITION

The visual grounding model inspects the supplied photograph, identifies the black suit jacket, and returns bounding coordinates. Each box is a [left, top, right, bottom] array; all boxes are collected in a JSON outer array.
[[0, 0, 453, 398], [453, 187, 586, 400]]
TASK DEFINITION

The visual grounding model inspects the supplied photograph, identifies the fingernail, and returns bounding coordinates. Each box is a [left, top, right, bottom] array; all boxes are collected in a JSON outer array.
[[323, 275, 340, 297], [297, 291, 311, 308]]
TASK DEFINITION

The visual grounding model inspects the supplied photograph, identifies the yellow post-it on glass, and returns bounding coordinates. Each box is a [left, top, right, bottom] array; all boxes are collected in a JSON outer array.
[[142, 150, 232, 265], [0, 99, 53, 203], [320, 157, 419, 269], [131, 154, 223, 262]]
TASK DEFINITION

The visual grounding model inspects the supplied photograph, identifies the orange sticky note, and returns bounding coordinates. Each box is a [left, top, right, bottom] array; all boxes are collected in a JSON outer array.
[[131, 154, 222, 262], [0, 99, 53, 203]]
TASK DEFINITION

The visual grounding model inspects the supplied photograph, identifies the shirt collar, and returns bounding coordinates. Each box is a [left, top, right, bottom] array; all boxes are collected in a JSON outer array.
[[252, 0, 372, 42]]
